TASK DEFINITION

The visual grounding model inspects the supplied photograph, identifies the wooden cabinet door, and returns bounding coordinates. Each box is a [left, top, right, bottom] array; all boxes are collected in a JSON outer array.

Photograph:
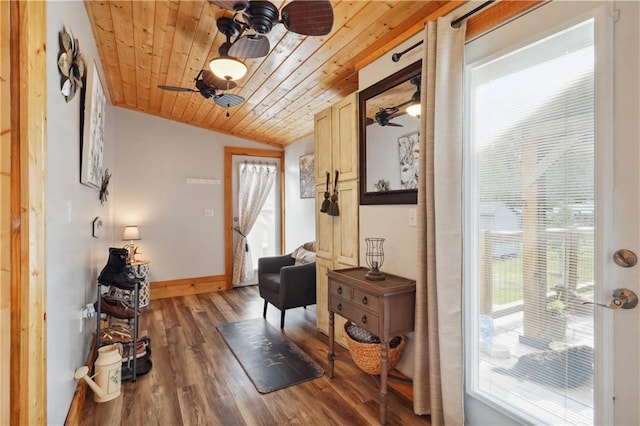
[[315, 257, 332, 334], [314, 107, 332, 184], [333, 179, 359, 267], [315, 184, 333, 260], [331, 93, 359, 182]]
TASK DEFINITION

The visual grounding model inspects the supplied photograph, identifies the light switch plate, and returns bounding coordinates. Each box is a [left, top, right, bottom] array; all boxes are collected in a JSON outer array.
[[409, 208, 417, 227]]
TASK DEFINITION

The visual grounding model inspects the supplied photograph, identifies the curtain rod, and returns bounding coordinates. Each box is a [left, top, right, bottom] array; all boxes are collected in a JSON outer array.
[[391, 0, 495, 62], [242, 160, 277, 167]]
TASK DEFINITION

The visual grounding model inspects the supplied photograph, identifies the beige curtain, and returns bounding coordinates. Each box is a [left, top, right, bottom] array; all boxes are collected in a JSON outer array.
[[232, 163, 276, 285], [413, 17, 466, 425]]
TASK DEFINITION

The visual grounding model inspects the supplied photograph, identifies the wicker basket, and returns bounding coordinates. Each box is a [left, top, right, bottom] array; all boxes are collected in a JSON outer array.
[[343, 321, 407, 375]]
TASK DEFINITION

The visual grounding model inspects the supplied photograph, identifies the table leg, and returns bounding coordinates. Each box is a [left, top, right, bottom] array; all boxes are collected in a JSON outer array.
[[380, 340, 389, 424], [328, 311, 335, 378]]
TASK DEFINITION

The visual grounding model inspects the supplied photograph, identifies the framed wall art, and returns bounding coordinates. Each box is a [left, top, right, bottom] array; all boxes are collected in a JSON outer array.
[[299, 153, 315, 198], [398, 131, 419, 189], [81, 60, 106, 189]]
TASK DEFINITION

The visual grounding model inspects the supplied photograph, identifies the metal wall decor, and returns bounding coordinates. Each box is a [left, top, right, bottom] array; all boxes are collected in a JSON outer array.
[[100, 169, 111, 205], [57, 27, 86, 102]]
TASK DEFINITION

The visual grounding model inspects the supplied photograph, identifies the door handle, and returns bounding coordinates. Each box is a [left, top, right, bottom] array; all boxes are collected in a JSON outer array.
[[583, 288, 638, 309]]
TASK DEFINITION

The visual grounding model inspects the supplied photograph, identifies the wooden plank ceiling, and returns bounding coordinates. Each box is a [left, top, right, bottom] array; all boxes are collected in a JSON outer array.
[[84, 1, 466, 147]]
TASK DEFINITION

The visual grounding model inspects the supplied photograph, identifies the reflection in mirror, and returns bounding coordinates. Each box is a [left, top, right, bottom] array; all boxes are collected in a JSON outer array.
[[366, 115, 419, 191], [359, 61, 421, 205]]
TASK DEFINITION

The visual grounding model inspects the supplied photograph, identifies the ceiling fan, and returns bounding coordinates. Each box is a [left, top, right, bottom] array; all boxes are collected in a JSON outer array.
[[374, 107, 404, 127], [371, 76, 422, 127], [157, 69, 245, 116], [209, 0, 334, 59]]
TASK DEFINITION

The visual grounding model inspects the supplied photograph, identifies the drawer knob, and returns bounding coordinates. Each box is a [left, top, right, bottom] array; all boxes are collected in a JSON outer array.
[[337, 303, 342, 311], [361, 315, 367, 324], [362, 296, 368, 305], [337, 287, 342, 295]]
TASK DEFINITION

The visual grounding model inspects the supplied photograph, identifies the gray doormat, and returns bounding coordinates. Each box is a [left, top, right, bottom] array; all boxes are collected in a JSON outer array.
[[216, 318, 324, 394]]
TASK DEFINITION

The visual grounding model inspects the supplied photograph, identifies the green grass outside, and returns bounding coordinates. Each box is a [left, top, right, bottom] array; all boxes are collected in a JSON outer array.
[[489, 238, 594, 306]]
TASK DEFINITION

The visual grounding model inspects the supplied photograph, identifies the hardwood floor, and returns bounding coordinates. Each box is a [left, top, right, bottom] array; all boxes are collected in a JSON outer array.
[[80, 286, 430, 425]]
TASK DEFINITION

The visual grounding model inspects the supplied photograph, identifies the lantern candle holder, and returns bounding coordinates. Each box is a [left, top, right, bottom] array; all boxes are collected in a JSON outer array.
[[364, 237, 385, 281]]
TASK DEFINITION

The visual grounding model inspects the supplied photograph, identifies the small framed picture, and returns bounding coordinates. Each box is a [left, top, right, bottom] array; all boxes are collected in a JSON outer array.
[[299, 154, 315, 198]]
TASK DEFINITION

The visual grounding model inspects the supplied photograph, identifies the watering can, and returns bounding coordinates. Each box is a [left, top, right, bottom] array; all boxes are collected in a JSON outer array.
[[74, 343, 122, 402]]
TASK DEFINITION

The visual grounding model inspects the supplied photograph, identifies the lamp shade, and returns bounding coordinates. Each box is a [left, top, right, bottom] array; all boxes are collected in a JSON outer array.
[[209, 57, 247, 81], [123, 226, 140, 241]]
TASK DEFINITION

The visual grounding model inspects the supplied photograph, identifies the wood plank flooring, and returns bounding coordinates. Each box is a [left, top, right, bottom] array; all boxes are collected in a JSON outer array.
[[80, 286, 430, 425]]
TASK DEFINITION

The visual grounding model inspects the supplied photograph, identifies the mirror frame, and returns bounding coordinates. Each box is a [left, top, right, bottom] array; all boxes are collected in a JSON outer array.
[[359, 60, 421, 205]]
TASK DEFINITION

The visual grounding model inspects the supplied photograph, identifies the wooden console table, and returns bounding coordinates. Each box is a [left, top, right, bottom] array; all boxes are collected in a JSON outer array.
[[327, 267, 416, 424]]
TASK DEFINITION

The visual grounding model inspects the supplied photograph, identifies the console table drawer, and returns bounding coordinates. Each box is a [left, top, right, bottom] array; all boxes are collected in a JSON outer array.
[[353, 289, 379, 311], [329, 297, 380, 336], [329, 280, 352, 299]]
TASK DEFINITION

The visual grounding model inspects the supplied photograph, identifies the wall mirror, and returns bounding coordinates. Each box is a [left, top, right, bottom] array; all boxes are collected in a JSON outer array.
[[359, 60, 421, 205]]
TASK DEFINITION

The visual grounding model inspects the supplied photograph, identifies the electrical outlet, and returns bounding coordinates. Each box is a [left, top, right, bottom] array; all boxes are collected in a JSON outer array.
[[204, 208, 215, 217]]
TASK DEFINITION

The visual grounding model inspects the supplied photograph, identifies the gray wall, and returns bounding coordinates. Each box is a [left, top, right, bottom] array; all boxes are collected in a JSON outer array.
[[111, 108, 278, 281], [283, 136, 316, 252], [45, 3, 306, 423], [46, 2, 114, 424]]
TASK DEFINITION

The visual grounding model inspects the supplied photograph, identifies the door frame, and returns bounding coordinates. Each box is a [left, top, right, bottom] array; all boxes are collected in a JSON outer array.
[[3, 1, 47, 424], [223, 147, 285, 289]]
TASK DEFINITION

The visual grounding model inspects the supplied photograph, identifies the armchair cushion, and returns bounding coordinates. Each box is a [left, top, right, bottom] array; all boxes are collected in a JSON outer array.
[[259, 273, 282, 293]]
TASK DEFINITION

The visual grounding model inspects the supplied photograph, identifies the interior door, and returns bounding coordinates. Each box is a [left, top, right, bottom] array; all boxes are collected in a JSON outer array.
[[463, 2, 639, 424]]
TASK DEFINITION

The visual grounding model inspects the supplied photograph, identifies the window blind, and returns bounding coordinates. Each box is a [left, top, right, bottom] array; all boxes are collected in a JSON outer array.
[[468, 18, 595, 425]]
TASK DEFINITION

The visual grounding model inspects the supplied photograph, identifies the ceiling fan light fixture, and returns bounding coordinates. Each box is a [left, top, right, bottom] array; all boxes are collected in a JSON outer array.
[[406, 103, 421, 117], [209, 56, 247, 81]]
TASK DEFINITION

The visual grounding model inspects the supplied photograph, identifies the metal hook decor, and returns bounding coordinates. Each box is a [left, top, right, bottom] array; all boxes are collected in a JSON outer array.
[[320, 172, 330, 213], [327, 170, 340, 216]]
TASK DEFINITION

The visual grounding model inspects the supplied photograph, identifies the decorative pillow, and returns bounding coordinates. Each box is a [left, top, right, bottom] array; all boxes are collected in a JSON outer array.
[[302, 241, 316, 252], [291, 246, 316, 265], [346, 323, 381, 344]]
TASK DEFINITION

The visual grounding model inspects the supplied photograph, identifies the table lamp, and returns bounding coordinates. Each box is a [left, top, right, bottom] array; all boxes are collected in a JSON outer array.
[[122, 226, 140, 263]]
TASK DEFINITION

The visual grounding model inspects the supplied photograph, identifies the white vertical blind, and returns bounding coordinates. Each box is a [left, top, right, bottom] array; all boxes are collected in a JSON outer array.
[[467, 19, 595, 425]]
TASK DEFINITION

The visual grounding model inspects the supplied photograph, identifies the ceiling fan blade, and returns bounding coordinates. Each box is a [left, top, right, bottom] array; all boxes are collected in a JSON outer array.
[[157, 85, 198, 92], [208, 1, 248, 11], [281, 0, 334, 36], [214, 93, 245, 108], [201, 70, 237, 90], [228, 35, 270, 58]]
